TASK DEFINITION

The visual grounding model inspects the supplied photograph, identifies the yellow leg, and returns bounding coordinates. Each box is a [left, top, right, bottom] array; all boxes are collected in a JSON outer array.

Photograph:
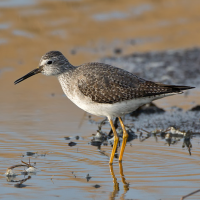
[[118, 117, 129, 162], [109, 119, 119, 164]]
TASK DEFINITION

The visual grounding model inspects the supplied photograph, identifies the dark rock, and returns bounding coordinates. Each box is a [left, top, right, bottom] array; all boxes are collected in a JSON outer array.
[[75, 136, 80, 140], [64, 137, 71, 140], [21, 171, 28, 175], [190, 105, 200, 111], [93, 184, 101, 188], [68, 141, 77, 147], [90, 140, 102, 147], [86, 174, 91, 182], [26, 152, 36, 156], [14, 183, 26, 188], [114, 48, 122, 54], [130, 103, 165, 117]]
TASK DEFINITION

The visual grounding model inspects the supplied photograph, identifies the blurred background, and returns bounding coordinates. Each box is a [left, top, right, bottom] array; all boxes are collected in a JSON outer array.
[[1, 0, 200, 199], [2, 0, 200, 114]]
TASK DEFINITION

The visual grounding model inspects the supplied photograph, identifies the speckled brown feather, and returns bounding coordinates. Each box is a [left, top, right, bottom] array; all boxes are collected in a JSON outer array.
[[77, 62, 193, 104]]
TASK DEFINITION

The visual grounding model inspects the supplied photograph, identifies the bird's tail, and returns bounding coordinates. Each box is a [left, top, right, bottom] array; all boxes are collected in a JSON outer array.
[[155, 83, 195, 93]]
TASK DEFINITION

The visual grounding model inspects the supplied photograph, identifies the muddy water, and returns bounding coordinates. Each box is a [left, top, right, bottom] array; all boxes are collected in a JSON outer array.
[[1, 0, 200, 199]]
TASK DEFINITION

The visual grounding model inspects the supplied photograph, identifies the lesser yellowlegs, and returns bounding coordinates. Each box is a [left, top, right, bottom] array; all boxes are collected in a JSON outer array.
[[14, 51, 195, 164]]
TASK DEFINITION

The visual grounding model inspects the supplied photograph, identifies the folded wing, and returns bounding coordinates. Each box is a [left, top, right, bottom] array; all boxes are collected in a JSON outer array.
[[77, 62, 194, 104]]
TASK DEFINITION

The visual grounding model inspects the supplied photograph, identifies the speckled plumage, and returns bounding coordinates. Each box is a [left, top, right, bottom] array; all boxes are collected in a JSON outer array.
[[75, 62, 187, 104], [42, 51, 63, 60]]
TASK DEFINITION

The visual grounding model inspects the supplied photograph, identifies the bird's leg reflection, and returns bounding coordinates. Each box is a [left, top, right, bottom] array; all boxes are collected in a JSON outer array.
[[109, 162, 129, 199], [119, 162, 129, 192], [109, 164, 119, 198]]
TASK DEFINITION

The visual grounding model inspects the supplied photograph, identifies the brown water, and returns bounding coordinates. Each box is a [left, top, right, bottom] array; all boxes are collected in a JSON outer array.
[[1, 0, 200, 199]]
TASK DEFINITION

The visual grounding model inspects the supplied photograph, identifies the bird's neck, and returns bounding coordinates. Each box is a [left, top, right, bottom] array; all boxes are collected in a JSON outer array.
[[58, 61, 76, 75], [57, 64, 76, 97]]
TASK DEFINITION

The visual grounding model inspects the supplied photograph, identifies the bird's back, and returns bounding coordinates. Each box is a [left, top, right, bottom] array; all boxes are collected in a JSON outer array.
[[75, 62, 146, 103], [73, 62, 193, 104]]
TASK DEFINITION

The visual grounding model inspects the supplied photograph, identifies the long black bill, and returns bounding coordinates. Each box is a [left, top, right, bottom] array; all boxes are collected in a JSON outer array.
[[14, 67, 42, 85]]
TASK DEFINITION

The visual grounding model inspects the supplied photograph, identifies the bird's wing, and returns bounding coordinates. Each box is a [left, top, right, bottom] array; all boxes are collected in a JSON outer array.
[[77, 62, 191, 104]]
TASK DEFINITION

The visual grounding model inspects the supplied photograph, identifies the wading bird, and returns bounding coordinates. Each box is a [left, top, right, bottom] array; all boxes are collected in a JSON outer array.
[[14, 51, 194, 164]]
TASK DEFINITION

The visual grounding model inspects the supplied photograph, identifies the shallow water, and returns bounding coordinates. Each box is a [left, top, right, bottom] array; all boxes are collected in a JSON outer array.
[[1, 0, 200, 199], [1, 91, 200, 200]]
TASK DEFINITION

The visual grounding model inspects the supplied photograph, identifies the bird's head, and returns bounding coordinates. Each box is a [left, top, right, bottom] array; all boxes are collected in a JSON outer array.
[[14, 51, 69, 85]]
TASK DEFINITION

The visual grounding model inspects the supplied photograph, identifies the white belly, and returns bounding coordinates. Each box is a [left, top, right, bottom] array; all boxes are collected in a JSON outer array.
[[66, 90, 169, 118], [78, 97, 154, 118]]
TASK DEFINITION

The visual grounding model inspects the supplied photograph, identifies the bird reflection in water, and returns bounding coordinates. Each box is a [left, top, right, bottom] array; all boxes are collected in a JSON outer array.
[[109, 162, 129, 199]]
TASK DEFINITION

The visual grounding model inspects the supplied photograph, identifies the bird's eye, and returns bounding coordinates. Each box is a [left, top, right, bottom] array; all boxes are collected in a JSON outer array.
[[47, 60, 52, 65]]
